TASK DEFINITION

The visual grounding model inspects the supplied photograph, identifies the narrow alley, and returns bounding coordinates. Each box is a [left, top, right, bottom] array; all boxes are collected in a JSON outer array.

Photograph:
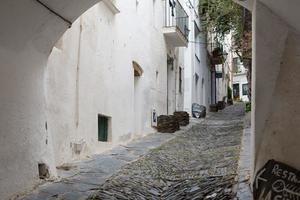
[[3, 1, 300, 199], [19, 104, 249, 200]]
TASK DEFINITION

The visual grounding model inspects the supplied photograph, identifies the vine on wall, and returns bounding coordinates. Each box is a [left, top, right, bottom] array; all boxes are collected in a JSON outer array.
[[200, 0, 252, 99]]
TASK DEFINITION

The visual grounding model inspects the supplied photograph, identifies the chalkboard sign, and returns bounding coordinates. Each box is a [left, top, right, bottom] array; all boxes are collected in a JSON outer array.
[[253, 159, 300, 200], [192, 103, 206, 118]]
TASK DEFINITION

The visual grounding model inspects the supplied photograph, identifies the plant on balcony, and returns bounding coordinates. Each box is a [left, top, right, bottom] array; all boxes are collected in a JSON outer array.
[[200, 0, 243, 41], [199, 0, 252, 99]]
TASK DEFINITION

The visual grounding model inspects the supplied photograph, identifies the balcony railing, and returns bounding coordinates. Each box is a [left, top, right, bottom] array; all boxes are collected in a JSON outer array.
[[164, 0, 189, 40], [208, 42, 227, 65]]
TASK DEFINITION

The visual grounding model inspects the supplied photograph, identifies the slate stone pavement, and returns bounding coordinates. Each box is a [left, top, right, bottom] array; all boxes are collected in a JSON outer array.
[[17, 103, 252, 200]]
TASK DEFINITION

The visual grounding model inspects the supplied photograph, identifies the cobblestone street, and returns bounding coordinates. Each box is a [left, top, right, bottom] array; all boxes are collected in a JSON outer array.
[[89, 104, 246, 200], [18, 104, 248, 200]]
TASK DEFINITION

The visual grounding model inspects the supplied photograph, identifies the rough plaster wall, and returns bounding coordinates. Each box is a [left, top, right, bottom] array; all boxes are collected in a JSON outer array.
[[199, 33, 211, 108], [253, 1, 299, 171], [45, 0, 178, 166], [0, 2, 65, 199], [45, 21, 81, 165], [183, 8, 211, 113], [183, 5, 195, 114], [167, 61, 176, 114], [183, 44, 193, 113], [0, 45, 57, 200], [175, 48, 186, 111], [0, 0, 102, 199], [256, 30, 300, 170]]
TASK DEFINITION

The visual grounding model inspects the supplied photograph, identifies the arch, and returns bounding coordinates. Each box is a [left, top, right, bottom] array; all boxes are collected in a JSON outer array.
[[0, 1, 102, 199], [0, 0, 100, 54]]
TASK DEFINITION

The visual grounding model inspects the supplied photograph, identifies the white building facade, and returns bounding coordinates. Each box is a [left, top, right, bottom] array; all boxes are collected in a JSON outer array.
[[232, 57, 250, 102], [206, 33, 231, 105], [45, 0, 191, 170], [183, 0, 212, 115], [2, 0, 300, 199], [0, 1, 215, 199]]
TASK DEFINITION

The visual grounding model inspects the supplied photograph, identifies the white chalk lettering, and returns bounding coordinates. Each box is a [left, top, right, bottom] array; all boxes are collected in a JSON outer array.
[[272, 164, 300, 184]]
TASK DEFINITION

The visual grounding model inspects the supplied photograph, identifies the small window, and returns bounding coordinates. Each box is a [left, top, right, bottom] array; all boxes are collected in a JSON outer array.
[[38, 163, 49, 179], [98, 115, 109, 142], [242, 84, 249, 96], [233, 57, 242, 73]]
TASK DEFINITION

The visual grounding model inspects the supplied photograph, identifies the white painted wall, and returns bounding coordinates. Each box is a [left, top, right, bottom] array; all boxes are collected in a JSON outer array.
[[0, 0, 101, 199], [215, 64, 228, 102], [0, 0, 207, 198], [45, 1, 187, 167], [183, 2, 211, 114], [1, 1, 300, 199], [253, 0, 300, 175], [233, 73, 249, 102]]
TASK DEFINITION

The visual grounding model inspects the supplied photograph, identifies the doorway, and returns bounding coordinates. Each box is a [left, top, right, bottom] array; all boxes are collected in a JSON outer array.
[[233, 83, 240, 100], [167, 56, 176, 115]]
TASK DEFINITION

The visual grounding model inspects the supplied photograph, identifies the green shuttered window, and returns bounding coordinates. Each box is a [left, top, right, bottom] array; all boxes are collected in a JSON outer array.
[[98, 115, 108, 142]]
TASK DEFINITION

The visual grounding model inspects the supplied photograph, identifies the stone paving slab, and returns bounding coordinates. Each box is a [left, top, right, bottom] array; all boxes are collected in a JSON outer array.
[[17, 104, 247, 200], [17, 121, 197, 200], [88, 104, 246, 200]]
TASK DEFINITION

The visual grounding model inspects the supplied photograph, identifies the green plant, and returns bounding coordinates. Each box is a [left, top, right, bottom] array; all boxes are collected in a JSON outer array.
[[200, 0, 243, 45], [200, 0, 253, 99], [227, 86, 232, 100], [245, 102, 251, 112]]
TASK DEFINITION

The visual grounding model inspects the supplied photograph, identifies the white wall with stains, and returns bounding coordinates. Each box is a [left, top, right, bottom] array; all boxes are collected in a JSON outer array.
[[0, 0, 101, 199], [45, 0, 189, 174], [253, 0, 300, 175]]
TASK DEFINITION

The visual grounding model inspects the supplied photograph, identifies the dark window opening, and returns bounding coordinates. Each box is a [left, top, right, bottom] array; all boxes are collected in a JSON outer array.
[[98, 115, 109, 142], [179, 67, 183, 93], [38, 163, 49, 179], [242, 83, 249, 96], [233, 83, 240, 100], [233, 57, 242, 73]]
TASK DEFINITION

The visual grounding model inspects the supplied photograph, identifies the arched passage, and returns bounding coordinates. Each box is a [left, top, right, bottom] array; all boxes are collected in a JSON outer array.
[[2, 0, 300, 199], [0, 0, 101, 198]]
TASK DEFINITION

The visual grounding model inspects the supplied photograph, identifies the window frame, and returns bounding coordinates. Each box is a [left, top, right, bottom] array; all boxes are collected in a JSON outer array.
[[242, 83, 249, 96]]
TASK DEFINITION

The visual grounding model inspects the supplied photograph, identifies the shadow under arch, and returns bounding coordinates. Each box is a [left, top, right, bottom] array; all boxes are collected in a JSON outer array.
[[0, 1, 104, 199]]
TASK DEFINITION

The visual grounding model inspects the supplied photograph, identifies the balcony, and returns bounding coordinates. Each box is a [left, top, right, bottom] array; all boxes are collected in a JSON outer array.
[[208, 43, 227, 65], [163, 0, 189, 47]]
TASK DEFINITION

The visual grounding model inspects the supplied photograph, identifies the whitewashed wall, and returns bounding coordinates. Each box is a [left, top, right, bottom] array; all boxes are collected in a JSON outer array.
[[0, 0, 100, 199], [233, 74, 249, 102], [0, 0, 208, 199], [45, 1, 186, 167], [183, 2, 211, 114], [253, 0, 300, 176]]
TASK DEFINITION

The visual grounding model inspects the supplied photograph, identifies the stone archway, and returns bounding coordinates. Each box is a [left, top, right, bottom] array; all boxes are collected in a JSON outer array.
[[0, 1, 101, 199]]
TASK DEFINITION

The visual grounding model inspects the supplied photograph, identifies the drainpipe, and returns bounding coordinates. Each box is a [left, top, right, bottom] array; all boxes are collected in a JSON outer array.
[[175, 66, 177, 112], [167, 65, 169, 115], [75, 18, 83, 128], [214, 67, 217, 103]]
